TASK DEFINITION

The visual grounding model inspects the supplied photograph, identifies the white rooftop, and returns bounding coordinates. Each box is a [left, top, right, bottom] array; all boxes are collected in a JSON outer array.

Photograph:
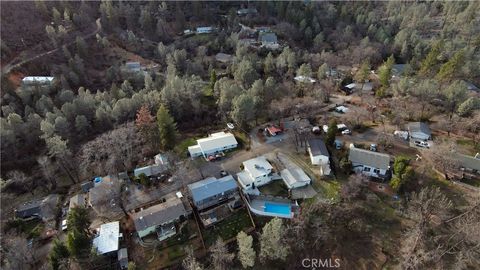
[[196, 132, 238, 153], [294, 76, 316, 83], [281, 168, 311, 189], [22, 76, 54, 83], [243, 156, 273, 179], [93, 221, 120, 255]]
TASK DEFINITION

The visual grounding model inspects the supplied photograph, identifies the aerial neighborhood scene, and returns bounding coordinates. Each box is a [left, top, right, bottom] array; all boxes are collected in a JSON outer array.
[[1, 1, 480, 269]]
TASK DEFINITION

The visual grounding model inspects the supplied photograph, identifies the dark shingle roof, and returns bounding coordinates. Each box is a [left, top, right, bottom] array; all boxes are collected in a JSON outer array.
[[349, 147, 390, 170], [308, 139, 329, 157], [259, 32, 277, 43], [133, 198, 186, 231]]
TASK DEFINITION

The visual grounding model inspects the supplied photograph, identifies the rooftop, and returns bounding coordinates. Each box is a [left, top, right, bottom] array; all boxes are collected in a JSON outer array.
[[349, 147, 390, 170], [133, 164, 167, 177], [133, 197, 187, 231], [294, 76, 316, 83], [243, 156, 273, 179], [69, 194, 86, 209], [456, 153, 480, 171], [93, 221, 120, 255], [407, 122, 431, 135], [188, 175, 238, 203], [196, 132, 238, 153], [281, 168, 311, 188], [259, 32, 277, 44], [308, 139, 329, 157], [22, 76, 54, 83]]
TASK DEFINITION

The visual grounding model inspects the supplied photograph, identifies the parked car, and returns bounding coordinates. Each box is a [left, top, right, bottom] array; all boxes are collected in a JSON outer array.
[[370, 144, 377, 152], [312, 126, 321, 134], [341, 129, 352, 135], [414, 140, 430, 148], [220, 170, 228, 177], [227, 123, 235, 129]]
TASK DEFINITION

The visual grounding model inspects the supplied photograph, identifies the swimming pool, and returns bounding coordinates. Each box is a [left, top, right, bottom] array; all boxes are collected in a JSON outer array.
[[264, 202, 291, 216]]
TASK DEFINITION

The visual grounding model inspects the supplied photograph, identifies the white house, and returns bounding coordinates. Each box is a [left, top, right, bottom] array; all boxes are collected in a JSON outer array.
[[281, 168, 311, 189], [188, 132, 238, 158], [294, 76, 316, 83], [22, 76, 55, 86], [349, 145, 390, 178], [307, 139, 331, 175], [407, 122, 431, 141], [237, 156, 274, 190], [93, 221, 121, 255]]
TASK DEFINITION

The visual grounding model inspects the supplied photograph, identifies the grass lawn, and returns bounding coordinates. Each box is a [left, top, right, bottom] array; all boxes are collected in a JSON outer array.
[[202, 208, 253, 247], [233, 130, 250, 149], [313, 179, 341, 201], [174, 138, 197, 157], [258, 180, 289, 197]]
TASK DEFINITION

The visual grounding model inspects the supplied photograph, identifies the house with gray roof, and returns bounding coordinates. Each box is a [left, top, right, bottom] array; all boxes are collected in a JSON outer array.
[[15, 194, 59, 221], [259, 32, 279, 49], [125, 62, 141, 72], [188, 175, 238, 211], [349, 145, 390, 178], [407, 122, 431, 141], [133, 164, 167, 179], [118, 248, 128, 269], [132, 196, 187, 240], [307, 139, 331, 175], [456, 153, 480, 175]]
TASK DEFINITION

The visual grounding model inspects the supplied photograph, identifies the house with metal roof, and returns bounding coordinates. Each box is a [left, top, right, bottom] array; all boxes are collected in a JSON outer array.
[[188, 132, 238, 158], [125, 62, 141, 72], [237, 8, 258, 16], [237, 156, 274, 190], [294, 76, 316, 84], [188, 175, 238, 211], [307, 139, 331, 175], [93, 221, 121, 255], [407, 122, 431, 141], [281, 168, 311, 189], [196, 26, 213, 34], [132, 197, 187, 240], [349, 145, 390, 178], [22, 76, 55, 86]]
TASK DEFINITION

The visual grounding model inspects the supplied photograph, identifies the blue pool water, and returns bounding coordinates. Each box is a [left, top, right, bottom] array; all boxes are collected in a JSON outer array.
[[264, 202, 291, 215]]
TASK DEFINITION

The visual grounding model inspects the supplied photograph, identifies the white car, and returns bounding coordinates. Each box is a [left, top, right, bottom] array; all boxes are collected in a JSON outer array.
[[227, 123, 235, 129], [341, 129, 352, 135], [61, 220, 67, 231], [414, 140, 430, 148]]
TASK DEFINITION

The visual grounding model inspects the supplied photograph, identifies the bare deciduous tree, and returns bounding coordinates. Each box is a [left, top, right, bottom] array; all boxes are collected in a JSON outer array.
[[182, 246, 203, 270], [209, 237, 234, 270]]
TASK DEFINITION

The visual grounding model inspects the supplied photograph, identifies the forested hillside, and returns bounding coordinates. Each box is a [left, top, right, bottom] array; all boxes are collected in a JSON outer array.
[[0, 2, 479, 268]]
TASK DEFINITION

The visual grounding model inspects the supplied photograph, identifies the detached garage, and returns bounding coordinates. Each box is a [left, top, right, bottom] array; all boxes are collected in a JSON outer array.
[[407, 122, 431, 141]]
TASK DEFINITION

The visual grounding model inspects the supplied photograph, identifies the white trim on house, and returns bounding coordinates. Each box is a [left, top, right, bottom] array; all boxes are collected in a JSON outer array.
[[188, 132, 238, 158]]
